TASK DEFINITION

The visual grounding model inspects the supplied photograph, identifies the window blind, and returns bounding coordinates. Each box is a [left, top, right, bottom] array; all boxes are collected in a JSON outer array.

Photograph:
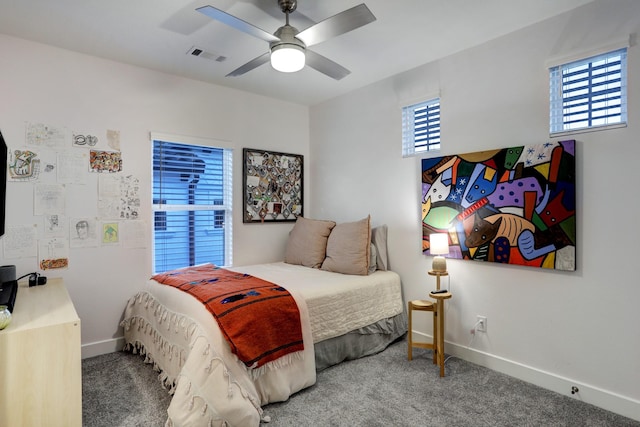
[[152, 139, 232, 273], [402, 98, 441, 157], [550, 48, 627, 134]]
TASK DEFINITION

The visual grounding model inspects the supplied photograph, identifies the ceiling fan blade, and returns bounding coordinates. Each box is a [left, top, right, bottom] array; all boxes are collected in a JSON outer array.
[[305, 50, 350, 81], [296, 3, 376, 47], [226, 52, 271, 77], [196, 5, 280, 43]]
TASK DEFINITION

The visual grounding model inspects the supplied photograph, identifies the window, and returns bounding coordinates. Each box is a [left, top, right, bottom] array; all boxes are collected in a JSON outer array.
[[402, 98, 440, 157], [152, 137, 232, 274], [550, 48, 627, 135]]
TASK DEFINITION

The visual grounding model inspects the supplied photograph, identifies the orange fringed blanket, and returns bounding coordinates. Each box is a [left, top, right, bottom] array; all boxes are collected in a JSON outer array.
[[152, 264, 304, 369]]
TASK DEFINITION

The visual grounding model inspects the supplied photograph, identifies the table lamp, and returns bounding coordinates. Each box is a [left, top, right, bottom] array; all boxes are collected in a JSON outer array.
[[429, 233, 449, 273]]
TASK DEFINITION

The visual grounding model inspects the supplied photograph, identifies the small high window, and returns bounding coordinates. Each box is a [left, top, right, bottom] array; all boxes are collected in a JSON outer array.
[[402, 98, 440, 157], [549, 48, 627, 135]]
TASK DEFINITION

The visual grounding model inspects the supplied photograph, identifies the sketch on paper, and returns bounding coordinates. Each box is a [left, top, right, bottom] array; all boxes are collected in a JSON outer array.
[[35, 149, 58, 183], [57, 151, 88, 184], [106, 129, 121, 151], [98, 174, 140, 219], [421, 140, 576, 271], [89, 149, 122, 173], [69, 217, 98, 248], [102, 222, 119, 245], [122, 220, 147, 249], [44, 214, 68, 238], [2, 225, 38, 259], [73, 133, 99, 147], [8, 149, 40, 181], [25, 122, 68, 149], [34, 184, 66, 216], [39, 238, 69, 270]]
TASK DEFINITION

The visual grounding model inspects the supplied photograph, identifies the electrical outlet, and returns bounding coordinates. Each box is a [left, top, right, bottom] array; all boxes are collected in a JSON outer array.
[[477, 315, 487, 332]]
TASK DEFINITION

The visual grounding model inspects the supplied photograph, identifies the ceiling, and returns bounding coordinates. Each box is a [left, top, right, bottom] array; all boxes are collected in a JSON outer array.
[[0, 0, 593, 106]]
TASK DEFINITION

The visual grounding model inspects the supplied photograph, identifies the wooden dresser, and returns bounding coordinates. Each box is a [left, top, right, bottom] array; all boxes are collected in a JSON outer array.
[[0, 278, 82, 426]]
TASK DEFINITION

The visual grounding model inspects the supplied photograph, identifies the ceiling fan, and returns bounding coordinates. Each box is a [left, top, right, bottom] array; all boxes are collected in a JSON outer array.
[[196, 1, 376, 80]]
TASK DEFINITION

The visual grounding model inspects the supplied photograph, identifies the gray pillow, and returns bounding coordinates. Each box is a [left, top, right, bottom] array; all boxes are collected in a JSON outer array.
[[371, 224, 388, 271], [368, 243, 377, 274]]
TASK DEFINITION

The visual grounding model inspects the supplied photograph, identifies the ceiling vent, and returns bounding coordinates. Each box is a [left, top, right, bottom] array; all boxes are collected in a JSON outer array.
[[187, 46, 227, 62]]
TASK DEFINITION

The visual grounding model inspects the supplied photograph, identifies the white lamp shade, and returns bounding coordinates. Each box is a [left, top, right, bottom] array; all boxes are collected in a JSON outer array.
[[271, 44, 305, 73], [430, 233, 449, 255]]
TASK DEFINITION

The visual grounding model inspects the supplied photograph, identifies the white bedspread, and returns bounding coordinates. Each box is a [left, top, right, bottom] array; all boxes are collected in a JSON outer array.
[[229, 262, 404, 343], [121, 262, 403, 426]]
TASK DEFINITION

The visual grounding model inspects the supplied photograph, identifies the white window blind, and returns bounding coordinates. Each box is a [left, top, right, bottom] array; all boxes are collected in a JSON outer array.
[[402, 98, 441, 157], [550, 48, 627, 135], [152, 139, 232, 273]]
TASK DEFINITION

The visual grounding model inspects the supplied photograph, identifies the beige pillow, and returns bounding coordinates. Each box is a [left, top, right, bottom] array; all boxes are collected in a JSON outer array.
[[321, 216, 371, 275], [284, 217, 336, 268]]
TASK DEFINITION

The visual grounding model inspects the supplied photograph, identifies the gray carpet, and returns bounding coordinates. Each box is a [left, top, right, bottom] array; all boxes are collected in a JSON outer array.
[[82, 350, 172, 427], [83, 340, 639, 426]]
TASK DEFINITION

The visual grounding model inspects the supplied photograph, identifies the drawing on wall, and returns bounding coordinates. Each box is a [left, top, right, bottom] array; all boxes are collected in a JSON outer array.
[[34, 183, 66, 216], [8, 149, 40, 181], [2, 224, 38, 259], [44, 214, 68, 238], [98, 174, 140, 219], [38, 237, 69, 270], [421, 140, 576, 271], [70, 217, 98, 248], [89, 149, 122, 173], [102, 222, 119, 245], [106, 129, 121, 151], [57, 151, 88, 184], [243, 148, 303, 223], [4, 121, 131, 270], [25, 122, 68, 149], [36, 150, 58, 183], [121, 220, 147, 249], [73, 133, 99, 147]]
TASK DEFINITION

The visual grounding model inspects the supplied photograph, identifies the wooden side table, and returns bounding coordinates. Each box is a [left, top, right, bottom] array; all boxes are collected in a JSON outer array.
[[429, 290, 452, 377], [428, 270, 448, 290], [407, 300, 437, 365]]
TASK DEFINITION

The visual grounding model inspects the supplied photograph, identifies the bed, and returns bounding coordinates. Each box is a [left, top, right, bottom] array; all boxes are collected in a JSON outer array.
[[121, 217, 406, 426]]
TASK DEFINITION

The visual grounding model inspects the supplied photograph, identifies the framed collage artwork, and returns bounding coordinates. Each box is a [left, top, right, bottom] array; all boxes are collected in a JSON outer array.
[[243, 148, 303, 223]]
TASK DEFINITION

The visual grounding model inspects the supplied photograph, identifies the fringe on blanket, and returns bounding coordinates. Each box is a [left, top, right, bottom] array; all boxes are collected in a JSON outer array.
[[121, 291, 267, 425], [123, 340, 178, 394], [122, 291, 305, 379]]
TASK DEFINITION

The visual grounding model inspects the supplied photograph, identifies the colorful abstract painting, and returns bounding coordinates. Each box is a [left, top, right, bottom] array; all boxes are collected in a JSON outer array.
[[421, 140, 576, 271]]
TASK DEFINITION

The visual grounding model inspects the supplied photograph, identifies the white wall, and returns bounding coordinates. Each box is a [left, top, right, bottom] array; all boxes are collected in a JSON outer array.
[[2, 0, 639, 421], [0, 34, 310, 354], [309, 0, 640, 420]]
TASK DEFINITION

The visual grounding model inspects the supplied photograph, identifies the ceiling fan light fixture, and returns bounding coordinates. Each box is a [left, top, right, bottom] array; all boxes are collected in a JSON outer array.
[[271, 43, 305, 73]]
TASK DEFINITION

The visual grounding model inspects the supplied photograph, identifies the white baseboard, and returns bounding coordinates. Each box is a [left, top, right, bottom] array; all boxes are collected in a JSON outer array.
[[81, 336, 125, 359], [412, 331, 640, 422]]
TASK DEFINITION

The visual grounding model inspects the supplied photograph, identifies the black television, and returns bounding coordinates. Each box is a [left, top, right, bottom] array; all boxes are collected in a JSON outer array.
[[0, 130, 6, 237]]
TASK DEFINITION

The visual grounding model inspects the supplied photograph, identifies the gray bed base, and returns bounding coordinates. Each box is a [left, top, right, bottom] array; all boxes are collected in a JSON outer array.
[[313, 310, 408, 371]]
